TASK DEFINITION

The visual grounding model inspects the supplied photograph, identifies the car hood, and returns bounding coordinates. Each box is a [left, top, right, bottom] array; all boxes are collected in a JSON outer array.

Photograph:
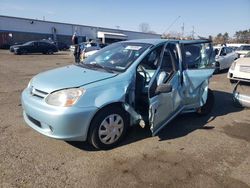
[[10, 44, 22, 48], [31, 65, 117, 93], [235, 57, 250, 66], [236, 50, 250, 55]]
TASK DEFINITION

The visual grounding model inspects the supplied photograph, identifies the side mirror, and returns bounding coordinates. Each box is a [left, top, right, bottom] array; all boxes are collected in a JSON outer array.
[[222, 52, 227, 56], [155, 84, 172, 95]]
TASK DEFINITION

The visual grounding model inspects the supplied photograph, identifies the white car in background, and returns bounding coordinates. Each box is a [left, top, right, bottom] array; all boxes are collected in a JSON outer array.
[[226, 43, 245, 51], [235, 45, 250, 58], [213, 46, 238, 73], [228, 52, 250, 82], [228, 52, 250, 107]]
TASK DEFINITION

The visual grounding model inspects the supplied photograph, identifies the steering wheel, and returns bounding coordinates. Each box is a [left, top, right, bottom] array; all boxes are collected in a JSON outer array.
[[138, 65, 151, 84]]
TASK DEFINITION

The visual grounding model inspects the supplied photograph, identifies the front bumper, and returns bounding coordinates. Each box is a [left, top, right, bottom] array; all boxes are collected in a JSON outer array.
[[21, 88, 98, 141], [233, 81, 250, 108], [227, 68, 250, 82]]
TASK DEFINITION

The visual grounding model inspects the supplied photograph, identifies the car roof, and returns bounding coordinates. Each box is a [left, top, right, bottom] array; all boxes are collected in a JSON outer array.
[[122, 39, 211, 46]]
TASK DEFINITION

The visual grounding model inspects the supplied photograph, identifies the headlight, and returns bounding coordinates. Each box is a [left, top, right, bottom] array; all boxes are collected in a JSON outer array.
[[230, 62, 236, 70], [27, 78, 33, 88], [45, 88, 85, 107]]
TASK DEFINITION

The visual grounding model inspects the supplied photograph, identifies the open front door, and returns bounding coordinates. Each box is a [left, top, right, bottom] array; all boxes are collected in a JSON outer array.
[[149, 43, 182, 135]]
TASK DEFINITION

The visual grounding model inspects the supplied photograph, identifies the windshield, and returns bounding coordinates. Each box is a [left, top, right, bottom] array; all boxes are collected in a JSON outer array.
[[80, 42, 151, 72], [237, 45, 250, 51], [245, 52, 250, 57]]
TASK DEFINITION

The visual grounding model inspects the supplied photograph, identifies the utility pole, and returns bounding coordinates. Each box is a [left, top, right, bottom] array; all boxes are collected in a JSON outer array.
[[192, 26, 195, 39], [181, 23, 184, 38]]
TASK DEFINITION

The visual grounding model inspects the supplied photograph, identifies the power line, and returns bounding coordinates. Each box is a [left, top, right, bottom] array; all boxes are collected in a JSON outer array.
[[164, 16, 181, 34]]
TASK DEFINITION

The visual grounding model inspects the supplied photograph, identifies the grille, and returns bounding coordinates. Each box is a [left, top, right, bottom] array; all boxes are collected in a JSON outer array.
[[240, 65, 250, 73], [27, 115, 41, 128], [30, 87, 48, 99]]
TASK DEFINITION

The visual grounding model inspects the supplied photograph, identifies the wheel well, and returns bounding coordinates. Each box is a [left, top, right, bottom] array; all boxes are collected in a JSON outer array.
[[87, 102, 127, 137]]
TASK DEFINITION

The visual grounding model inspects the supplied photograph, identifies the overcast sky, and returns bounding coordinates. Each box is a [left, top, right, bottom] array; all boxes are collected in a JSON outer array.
[[0, 0, 249, 37]]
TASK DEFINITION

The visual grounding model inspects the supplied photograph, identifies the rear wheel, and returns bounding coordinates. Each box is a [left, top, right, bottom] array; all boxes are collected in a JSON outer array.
[[88, 106, 129, 149], [197, 89, 214, 116]]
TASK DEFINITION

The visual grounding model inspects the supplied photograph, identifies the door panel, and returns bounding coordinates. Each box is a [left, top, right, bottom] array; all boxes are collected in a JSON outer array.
[[149, 73, 181, 134], [182, 69, 214, 107]]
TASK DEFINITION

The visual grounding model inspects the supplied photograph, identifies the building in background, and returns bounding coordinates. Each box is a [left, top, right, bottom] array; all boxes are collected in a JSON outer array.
[[0, 15, 161, 48]]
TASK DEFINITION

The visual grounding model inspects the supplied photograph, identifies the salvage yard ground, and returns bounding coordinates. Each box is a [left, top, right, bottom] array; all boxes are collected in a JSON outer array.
[[0, 50, 250, 188]]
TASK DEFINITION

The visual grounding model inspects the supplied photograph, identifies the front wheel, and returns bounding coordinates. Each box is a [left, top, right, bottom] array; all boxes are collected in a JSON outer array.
[[214, 62, 220, 74], [47, 49, 54, 55], [88, 106, 129, 149], [196, 89, 214, 116]]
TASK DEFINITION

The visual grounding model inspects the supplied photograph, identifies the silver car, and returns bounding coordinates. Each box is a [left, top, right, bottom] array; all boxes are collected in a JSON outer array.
[[21, 39, 215, 149]]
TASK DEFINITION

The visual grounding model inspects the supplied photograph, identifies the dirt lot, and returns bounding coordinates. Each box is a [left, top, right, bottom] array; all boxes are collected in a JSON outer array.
[[0, 50, 250, 188]]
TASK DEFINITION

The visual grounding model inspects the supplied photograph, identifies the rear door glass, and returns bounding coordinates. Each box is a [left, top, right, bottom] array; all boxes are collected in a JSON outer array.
[[183, 42, 214, 69]]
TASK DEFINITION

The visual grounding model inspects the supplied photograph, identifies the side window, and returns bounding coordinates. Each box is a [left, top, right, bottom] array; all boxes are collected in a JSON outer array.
[[157, 47, 176, 85], [38, 42, 45, 47], [183, 42, 213, 69], [220, 47, 226, 56], [137, 45, 163, 83], [226, 47, 232, 54], [243, 46, 250, 50]]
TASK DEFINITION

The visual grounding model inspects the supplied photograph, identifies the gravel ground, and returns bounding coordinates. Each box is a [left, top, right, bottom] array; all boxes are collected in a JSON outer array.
[[0, 50, 249, 188]]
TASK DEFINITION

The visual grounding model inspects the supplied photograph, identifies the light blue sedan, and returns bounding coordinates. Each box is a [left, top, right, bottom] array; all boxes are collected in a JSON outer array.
[[22, 39, 215, 149]]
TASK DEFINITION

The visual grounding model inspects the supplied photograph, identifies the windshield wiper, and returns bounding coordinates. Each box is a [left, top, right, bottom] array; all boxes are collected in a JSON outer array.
[[81, 62, 114, 73]]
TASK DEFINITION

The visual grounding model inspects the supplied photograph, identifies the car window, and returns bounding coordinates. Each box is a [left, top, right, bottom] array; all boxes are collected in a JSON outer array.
[[214, 48, 219, 56], [238, 45, 250, 51], [138, 45, 162, 74], [220, 47, 226, 56], [23, 41, 34, 46], [226, 47, 233, 53], [38, 42, 48, 47], [245, 52, 250, 57], [183, 42, 214, 69], [84, 46, 99, 52], [242, 46, 250, 50]]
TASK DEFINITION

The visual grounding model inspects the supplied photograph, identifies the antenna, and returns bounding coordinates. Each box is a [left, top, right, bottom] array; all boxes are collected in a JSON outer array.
[[164, 16, 181, 34]]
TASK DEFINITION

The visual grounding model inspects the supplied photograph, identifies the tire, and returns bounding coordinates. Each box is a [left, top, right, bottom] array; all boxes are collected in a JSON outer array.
[[88, 106, 129, 149], [214, 62, 220, 74], [230, 79, 236, 84], [20, 50, 27, 55], [47, 49, 53, 55], [196, 89, 214, 116]]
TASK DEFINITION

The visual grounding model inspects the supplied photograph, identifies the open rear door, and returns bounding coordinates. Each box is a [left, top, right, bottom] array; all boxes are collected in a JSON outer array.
[[181, 41, 215, 108]]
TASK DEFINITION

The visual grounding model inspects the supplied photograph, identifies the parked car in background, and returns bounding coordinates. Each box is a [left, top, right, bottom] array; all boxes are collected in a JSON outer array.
[[213, 46, 237, 73], [226, 43, 246, 51], [57, 42, 69, 51], [228, 52, 250, 107], [228, 52, 250, 82], [81, 42, 102, 59], [10, 40, 58, 55], [21, 39, 215, 149], [235, 45, 250, 58]]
